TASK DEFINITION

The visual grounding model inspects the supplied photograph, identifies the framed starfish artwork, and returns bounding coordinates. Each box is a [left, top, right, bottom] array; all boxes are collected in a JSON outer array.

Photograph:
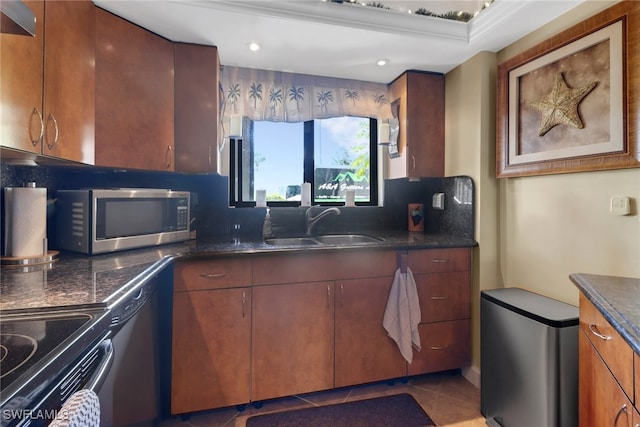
[[496, 1, 640, 177]]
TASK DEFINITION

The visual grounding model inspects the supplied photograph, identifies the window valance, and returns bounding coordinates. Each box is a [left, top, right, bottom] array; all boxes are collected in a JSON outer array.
[[219, 66, 394, 145]]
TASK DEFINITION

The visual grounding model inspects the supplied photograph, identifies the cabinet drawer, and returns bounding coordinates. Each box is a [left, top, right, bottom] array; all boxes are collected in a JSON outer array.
[[407, 248, 471, 274], [414, 271, 471, 322], [252, 250, 396, 285], [408, 319, 470, 375], [636, 352, 639, 408], [174, 258, 252, 292], [579, 294, 634, 399]]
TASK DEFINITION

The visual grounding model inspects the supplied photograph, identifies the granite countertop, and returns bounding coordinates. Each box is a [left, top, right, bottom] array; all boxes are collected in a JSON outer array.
[[570, 273, 640, 355], [0, 231, 477, 312]]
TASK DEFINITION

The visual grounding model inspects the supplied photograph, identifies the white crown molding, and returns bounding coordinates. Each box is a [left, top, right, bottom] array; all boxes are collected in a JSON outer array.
[[184, 0, 469, 42]]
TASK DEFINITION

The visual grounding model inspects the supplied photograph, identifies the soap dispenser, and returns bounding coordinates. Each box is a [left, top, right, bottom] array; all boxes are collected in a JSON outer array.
[[262, 208, 273, 239]]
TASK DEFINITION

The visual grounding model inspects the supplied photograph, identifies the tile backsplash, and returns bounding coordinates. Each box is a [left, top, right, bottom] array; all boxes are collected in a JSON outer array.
[[1, 162, 475, 255]]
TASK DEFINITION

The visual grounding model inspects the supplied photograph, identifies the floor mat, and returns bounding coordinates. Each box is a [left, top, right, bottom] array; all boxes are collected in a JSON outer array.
[[246, 393, 435, 427]]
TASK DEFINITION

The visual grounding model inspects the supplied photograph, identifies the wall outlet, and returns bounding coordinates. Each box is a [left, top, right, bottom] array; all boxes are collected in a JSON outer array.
[[610, 196, 631, 215], [432, 193, 445, 210]]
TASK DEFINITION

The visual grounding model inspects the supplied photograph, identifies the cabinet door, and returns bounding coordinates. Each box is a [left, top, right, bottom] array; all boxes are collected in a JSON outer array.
[[0, 0, 44, 154], [252, 282, 334, 401], [42, 0, 95, 163], [579, 329, 632, 427], [335, 277, 406, 387], [408, 320, 470, 375], [405, 72, 444, 177], [171, 288, 251, 414], [95, 7, 174, 170], [174, 43, 219, 173]]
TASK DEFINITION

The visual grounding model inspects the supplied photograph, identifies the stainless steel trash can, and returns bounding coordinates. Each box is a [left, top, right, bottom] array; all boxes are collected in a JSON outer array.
[[480, 288, 578, 427]]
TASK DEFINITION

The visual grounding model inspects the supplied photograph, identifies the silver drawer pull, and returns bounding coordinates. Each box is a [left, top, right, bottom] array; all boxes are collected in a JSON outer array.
[[613, 404, 627, 425], [431, 259, 449, 263], [430, 296, 448, 300], [588, 324, 611, 341], [200, 273, 227, 279], [430, 346, 448, 351]]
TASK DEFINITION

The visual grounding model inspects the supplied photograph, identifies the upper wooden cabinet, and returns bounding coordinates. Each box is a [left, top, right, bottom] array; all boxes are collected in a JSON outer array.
[[388, 71, 445, 178], [95, 7, 174, 171], [1, 0, 95, 164], [174, 43, 219, 173]]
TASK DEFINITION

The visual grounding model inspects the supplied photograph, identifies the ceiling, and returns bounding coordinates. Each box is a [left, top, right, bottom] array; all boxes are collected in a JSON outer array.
[[93, 0, 587, 84]]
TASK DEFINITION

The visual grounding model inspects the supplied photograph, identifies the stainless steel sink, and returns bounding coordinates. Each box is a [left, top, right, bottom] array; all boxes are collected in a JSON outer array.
[[313, 234, 384, 245], [264, 234, 383, 246], [264, 237, 319, 246]]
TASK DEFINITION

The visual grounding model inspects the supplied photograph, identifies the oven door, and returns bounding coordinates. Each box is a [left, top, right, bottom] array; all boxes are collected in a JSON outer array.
[[10, 335, 114, 427]]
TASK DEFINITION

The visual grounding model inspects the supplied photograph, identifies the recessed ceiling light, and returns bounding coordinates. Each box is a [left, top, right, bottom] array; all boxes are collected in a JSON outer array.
[[247, 42, 261, 52], [377, 58, 390, 66]]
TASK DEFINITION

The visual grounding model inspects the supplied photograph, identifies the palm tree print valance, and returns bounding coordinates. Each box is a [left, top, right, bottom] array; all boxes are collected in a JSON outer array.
[[219, 65, 393, 137]]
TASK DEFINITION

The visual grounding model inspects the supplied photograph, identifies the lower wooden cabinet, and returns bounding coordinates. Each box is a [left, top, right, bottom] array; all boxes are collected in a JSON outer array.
[[252, 282, 334, 401], [579, 329, 633, 427], [171, 287, 251, 414], [171, 247, 472, 414], [335, 277, 406, 387]]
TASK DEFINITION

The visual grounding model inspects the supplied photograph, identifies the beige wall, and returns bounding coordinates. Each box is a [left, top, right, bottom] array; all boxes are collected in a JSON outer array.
[[445, 51, 500, 369], [446, 0, 640, 371]]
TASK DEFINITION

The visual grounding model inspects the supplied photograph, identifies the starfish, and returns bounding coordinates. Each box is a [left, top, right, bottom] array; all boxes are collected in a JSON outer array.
[[528, 72, 597, 136]]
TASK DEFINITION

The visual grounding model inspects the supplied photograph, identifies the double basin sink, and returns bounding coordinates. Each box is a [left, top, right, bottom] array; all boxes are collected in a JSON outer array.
[[264, 234, 383, 247]]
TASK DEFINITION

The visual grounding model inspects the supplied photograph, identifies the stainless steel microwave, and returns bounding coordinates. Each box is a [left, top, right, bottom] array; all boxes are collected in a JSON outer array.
[[56, 188, 190, 254]]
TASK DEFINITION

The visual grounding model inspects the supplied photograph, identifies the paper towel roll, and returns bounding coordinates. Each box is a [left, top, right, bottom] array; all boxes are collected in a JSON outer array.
[[301, 182, 311, 207], [4, 184, 47, 257]]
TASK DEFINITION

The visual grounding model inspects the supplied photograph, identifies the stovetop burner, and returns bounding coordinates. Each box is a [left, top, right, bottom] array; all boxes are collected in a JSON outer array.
[[0, 312, 93, 391], [0, 334, 38, 381]]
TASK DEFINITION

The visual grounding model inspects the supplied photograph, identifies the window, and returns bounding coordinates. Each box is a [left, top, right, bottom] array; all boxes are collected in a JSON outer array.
[[230, 116, 378, 206]]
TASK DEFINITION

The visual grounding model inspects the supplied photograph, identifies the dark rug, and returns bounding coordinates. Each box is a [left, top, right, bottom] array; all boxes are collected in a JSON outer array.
[[245, 393, 435, 427]]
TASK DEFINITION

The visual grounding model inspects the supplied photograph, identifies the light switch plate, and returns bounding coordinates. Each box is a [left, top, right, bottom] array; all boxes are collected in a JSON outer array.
[[610, 196, 631, 215], [432, 193, 445, 210]]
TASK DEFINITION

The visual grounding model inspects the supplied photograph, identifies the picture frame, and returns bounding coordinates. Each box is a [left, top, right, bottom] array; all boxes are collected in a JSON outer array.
[[496, 2, 640, 177]]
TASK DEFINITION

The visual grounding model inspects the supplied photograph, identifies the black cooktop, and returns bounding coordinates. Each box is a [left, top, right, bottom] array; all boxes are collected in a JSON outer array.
[[0, 313, 93, 391]]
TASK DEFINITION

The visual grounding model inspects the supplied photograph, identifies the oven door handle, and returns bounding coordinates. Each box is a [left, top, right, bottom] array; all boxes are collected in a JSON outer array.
[[85, 339, 114, 393]]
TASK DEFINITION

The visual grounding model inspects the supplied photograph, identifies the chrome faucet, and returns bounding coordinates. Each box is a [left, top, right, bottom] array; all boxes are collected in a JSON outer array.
[[305, 207, 341, 235]]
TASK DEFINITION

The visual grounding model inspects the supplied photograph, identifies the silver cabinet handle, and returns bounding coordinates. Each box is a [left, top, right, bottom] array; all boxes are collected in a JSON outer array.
[[339, 284, 344, 307], [430, 346, 448, 350], [431, 296, 448, 300], [44, 113, 59, 150], [327, 285, 331, 309], [588, 324, 611, 341], [613, 404, 627, 426], [200, 273, 226, 279], [411, 155, 416, 171], [432, 259, 449, 263], [242, 290, 246, 318], [29, 107, 44, 147], [165, 145, 173, 169]]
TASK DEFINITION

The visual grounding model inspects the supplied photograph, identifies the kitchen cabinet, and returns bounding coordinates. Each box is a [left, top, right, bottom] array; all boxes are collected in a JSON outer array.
[[252, 281, 335, 401], [388, 70, 444, 178], [95, 7, 174, 171], [174, 43, 219, 173], [406, 248, 472, 375], [171, 247, 471, 413], [334, 277, 406, 387], [0, 0, 95, 163], [578, 293, 636, 427], [171, 259, 252, 415]]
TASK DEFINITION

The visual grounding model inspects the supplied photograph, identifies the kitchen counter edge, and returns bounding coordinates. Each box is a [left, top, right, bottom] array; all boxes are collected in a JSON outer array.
[[1, 232, 478, 312], [570, 272, 640, 355]]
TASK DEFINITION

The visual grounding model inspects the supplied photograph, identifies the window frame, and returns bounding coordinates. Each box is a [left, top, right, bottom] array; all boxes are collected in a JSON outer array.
[[230, 117, 378, 207]]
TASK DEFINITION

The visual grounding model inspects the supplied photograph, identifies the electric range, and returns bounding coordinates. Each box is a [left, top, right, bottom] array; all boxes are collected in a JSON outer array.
[[0, 307, 112, 426]]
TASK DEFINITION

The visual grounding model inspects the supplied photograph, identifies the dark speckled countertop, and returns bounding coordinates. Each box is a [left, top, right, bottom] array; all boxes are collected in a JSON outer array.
[[0, 231, 477, 312], [570, 273, 640, 355]]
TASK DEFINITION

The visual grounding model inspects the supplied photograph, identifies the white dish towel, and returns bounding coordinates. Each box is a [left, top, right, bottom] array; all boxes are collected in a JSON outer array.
[[383, 267, 421, 363]]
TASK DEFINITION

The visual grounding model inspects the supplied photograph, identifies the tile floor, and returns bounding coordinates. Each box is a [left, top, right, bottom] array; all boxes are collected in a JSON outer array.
[[159, 370, 486, 427]]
